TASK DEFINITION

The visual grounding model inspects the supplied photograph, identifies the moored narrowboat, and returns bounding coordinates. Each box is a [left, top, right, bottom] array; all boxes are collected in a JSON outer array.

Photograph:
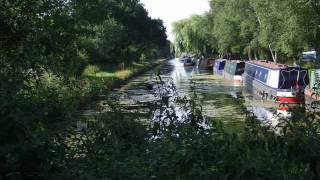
[[243, 60, 309, 105], [297, 52, 320, 99], [223, 60, 245, 82], [198, 58, 215, 70], [213, 59, 226, 76], [300, 51, 319, 63], [183, 58, 196, 66]]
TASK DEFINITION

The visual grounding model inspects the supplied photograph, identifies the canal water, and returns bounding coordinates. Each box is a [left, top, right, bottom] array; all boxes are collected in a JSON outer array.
[[82, 59, 308, 132]]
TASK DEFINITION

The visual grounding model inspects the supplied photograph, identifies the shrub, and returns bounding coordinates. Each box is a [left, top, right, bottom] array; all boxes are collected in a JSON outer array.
[[82, 65, 101, 77]]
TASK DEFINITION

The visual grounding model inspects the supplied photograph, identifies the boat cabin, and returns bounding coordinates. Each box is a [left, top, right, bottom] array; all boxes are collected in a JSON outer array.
[[198, 58, 214, 70], [184, 58, 195, 66], [213, 59, 226, 76], [243, 60, 309, 104], [223, 60, 245, 82], [300, 51, 319, 63]]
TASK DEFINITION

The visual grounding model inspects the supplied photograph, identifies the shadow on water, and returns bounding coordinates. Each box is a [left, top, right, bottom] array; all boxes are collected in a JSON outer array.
[[81, 58, 318, 134]]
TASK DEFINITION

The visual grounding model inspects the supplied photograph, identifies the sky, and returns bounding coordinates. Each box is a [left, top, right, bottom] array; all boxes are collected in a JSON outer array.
[[140, 0, 210, 42]]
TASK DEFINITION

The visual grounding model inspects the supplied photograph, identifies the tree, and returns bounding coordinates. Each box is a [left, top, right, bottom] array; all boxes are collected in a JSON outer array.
[[0, 0, 86, 94], [72, 0, 168, 65], [172, 15, 216, 57], [174, 0, 320, 62]]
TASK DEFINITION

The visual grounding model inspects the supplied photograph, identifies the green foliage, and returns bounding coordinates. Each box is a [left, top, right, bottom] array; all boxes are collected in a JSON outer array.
[[73, 0, 169, 65], [31, 80, 320, 179], [2, 0, 320, 179], [173, 14, 216, 57], [82, 65, 101, 76], [2, 69, 320, 179], [173, 0, 320, 61], [0, 0, 169, 179]]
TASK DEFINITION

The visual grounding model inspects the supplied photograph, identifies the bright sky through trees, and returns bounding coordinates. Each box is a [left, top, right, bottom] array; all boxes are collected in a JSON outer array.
[[140, 0, 210, 41]]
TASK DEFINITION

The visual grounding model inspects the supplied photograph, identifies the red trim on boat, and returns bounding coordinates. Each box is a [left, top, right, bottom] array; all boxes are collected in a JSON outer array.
[[277, 97, 302, 104], [278, 106, 290, 111]]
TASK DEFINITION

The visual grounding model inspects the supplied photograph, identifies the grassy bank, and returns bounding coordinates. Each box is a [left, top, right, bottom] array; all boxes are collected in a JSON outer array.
[[30, 59, 166, 114], [83, 59, 165, 91]]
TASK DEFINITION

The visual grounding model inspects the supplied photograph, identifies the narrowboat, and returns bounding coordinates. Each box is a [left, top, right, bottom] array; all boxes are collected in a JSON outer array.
[[223, 60, 245, 82], [198, 58, 214, 70], [213, 59, 226, 76], [179, 58, 187, 63], [299, 51, 319, 63], [243, 60, 309, 105], [184, 58, 195, 66], [179, 56, 190, 63], [297, 51, 320, 99]]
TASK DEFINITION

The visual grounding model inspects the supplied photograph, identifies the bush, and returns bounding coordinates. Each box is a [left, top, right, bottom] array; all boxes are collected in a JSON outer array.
[[82, 65, 101, 77]]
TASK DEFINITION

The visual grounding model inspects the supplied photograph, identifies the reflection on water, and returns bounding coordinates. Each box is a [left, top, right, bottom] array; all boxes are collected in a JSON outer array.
[[82, 59, 311, 132], [243, 94, 291, 128]]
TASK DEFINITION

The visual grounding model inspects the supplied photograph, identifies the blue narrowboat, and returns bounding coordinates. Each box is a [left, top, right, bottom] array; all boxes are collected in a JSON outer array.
[[243, 60, 309, 105], [213, 59, 226, 76], [223, 60, 245, 83]]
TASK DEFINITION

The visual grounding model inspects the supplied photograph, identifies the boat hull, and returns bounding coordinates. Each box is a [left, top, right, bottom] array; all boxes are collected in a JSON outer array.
[[224, 72, 243, 86], [223, 60, 245, 85], [224, 72, 243, 81], [243, 73, 305, 105], [214, 69, 224, 76]]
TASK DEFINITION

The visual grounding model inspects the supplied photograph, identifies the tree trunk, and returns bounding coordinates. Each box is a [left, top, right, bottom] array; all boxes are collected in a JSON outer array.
[[269, 44, 277, 63], [248, 46, 252, 60], [254, 51, 258, 60]]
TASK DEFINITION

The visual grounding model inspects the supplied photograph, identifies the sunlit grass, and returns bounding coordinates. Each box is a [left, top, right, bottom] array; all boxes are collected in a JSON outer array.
[[210, 75, 224, 80], [82, 60, 164, 91], [115, 69, 132, 80], [89, 65, 139, 79], [83, 65, 101, 76], [95, 72, 117, 78]]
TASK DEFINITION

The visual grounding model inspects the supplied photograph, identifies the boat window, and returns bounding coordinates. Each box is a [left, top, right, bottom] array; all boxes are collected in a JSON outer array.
[[250, 65, 255, 77], [255, 70, 260, 78], [219, 61, 226, 69], [246, 64, 269, 83], [264, 74, 268, 81], [235, 62, 245, 75]]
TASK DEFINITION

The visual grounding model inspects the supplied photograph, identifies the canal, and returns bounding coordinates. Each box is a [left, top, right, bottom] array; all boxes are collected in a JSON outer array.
[[82, 58, 310, 132]]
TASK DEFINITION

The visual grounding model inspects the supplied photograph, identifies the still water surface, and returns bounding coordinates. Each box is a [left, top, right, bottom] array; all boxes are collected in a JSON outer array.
[[83, 59, 306, 131]]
